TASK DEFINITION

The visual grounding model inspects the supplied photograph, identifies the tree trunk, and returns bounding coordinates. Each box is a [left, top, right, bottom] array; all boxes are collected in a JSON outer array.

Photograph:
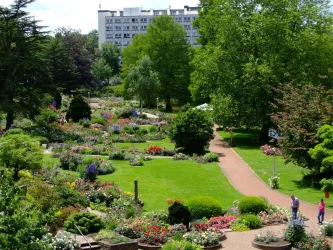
[[259, 122, 270, 143], [5, 110, 14, 130], [165, 97, 172, 112], [54, 91, 62, 109]]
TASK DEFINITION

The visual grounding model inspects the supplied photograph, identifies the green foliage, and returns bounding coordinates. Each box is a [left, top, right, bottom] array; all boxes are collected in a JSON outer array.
[[109, 149, 126, 160], [66, 95, 91, 122], [168, 202, 191, 227], [117, 107, 134, 118], [203, 153, 219, 162], [54, 204, 84, 227], [28, 180, 62, 212], [91, 117, 107, 125], [100, 42, 121, 76], [91, 58, 112, 87], [55, 186, 89, 207], [3, 128, 25, 136], [0, 171, 47, 249], [169, 108, 214, 154], [64, 212, 103, 235], [191, 0, 333, 135], [161, 240, 202, 250], [309, 124, 333, 180], [238, 196, 267, 215], [273, 84, 333, 173], [129, 156, 144, 166], [126, 56, 160, 107], [284, 221, 306, 244], [0, 134, 43, 180], [0, 0, 54, 130], [95, 230, 131, 243], [186, 196, 223, 219], [236, 214, 262, 229], [319, 220, 333, 237], [35, 109, 59, 127]]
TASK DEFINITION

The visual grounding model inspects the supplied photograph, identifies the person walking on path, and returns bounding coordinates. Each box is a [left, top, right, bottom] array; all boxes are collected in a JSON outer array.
[[318, 199, 325, 224], [291, 195, 300, 220]]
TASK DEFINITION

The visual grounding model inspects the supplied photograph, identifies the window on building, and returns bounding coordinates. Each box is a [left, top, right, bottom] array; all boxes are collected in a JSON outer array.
[[149, 18, 153, 22], [124, 18, 130, 23], [124, 26, 130, 30], [124, 34, 130, 38], [140, 18, 147, 22], [132, 26, 138, 30], [184, 17, 191, 22], [115, 26, 121, 30], [115, 34, 122, 38], [132, 18, 138, 23], [115, 19, 121, 23], [140, 26, 147, 30]]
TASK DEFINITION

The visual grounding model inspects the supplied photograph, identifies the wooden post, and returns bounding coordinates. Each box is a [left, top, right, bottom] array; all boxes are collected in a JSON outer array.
[[134, 180, 138, 204]]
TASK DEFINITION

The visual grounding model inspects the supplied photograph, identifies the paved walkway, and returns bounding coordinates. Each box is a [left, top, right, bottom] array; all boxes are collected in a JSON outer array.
[[209, 128, 333, 248]]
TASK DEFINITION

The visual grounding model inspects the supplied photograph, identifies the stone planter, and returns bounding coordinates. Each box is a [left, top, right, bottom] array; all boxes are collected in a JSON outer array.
[[252, 240, 291, 250], [203, 243, 222, 250], [99, 239, 138, 250], [137, 242, 162, 250]]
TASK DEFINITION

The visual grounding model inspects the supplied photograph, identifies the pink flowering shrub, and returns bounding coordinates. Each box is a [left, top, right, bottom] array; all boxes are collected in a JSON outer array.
[[260, 144, 282, 156]]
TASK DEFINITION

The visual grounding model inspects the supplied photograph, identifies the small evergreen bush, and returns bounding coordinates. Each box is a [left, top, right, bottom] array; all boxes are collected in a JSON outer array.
[[109, 149, 126, 160], [236, 214, 262, 229], [64, 212, 104, 235], [186, 196, 223, 219], [168, 202, 191, 228], [66, 95, 91, 122], [238, 196, 267, 215]]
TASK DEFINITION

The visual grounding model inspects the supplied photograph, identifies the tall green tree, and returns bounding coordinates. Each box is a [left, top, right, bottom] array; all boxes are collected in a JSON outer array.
[[86, 29, 98, 56], [145, 15, 192, 111], [126, 55, 160, 107], [0, 0, 52, 129], [100, 42, 120, 76], [91, 58, 112, 87], [55, 27, 93, 90], [191, 0, 333, 141], [44, 36, 78, 105]]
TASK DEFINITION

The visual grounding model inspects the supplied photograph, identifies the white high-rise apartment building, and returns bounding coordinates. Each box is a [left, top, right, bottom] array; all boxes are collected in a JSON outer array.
[[98, 6, 200, 49]]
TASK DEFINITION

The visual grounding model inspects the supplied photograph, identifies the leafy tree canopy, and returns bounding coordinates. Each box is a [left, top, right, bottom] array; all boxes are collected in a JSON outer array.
[[0, 134, 43, 181], [191, 0, 333, 140]]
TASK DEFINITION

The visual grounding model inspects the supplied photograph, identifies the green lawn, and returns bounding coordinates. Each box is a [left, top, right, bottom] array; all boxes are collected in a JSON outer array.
[[113, 138, 175, 152], [43, 155, 242, 211], [218, 130, 333, 208]]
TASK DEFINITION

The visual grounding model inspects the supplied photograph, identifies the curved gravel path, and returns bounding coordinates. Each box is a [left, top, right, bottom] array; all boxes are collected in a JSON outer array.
[[209, 128, 333, 249]]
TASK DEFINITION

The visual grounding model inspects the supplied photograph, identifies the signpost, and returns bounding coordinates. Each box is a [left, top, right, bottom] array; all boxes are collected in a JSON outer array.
[[268, 128, 280, 177]]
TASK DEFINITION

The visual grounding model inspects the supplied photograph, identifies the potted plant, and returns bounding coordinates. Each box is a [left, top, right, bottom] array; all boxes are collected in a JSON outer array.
[[320, 179, 333, 198]]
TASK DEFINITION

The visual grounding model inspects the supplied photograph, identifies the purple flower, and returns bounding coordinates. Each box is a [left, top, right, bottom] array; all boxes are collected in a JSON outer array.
[[86, 164, 98, 174]]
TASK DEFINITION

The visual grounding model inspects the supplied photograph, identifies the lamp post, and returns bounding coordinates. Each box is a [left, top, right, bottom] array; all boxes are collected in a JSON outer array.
[[156, 97, 159, 113], [272, 147, 276, 177], [88, 92, 90, 104]]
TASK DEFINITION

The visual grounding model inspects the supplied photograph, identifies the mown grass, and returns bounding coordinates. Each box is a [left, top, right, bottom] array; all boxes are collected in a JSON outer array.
[[43, 155, 242, 211], [113, 138, 175, 152], [218, 129, 333, 208]]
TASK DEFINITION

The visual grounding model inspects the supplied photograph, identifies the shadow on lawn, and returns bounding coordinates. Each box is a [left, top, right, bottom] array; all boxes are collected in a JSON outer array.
[[221, 129, 261, 149]]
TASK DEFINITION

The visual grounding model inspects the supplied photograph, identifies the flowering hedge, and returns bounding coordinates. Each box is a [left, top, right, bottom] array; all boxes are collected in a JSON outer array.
[[260, 144, 282, 156]]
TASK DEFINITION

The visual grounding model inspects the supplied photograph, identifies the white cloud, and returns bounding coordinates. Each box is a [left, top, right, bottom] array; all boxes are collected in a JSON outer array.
[[1, 0, 199, 34]]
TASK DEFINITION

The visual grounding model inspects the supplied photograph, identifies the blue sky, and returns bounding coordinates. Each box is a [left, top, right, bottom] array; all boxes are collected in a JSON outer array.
[[1, 0, 200, 34]]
